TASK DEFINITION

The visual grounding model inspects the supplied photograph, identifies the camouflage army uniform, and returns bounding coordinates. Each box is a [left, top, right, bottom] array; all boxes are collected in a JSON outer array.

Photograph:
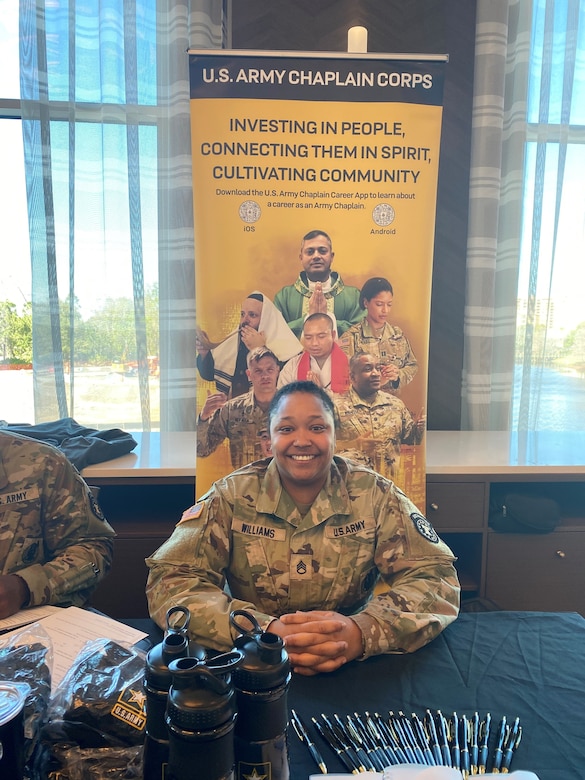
[[197, 389, 269, 469], [339, 319, 418, 393], [0, 431, 116, 608], [333, 387, 422, 477], [146, 456, 459, 658]]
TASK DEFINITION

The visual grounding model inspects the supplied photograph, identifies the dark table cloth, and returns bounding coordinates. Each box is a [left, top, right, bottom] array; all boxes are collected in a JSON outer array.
[[125, 611, 585, 780]]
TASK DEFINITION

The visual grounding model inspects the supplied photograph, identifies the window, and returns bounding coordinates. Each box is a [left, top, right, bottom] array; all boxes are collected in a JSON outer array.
[[513, 0, 585, 430], [0, 1, 201, 432]]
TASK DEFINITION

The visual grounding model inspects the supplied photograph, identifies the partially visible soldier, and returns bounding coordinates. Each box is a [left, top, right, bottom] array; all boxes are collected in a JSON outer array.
[[197, 347, 280, 470], [146, 381, 459, 676], [0, 430, 116, 619], [334, 351, 425, 478]]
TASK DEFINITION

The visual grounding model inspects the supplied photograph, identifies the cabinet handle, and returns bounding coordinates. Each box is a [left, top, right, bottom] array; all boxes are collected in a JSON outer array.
[[556, 550, 566, 559], [429, 503, 439, 511]]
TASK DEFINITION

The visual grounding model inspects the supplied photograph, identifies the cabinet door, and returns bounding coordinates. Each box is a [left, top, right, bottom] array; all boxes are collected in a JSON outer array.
[[486, 530, 585, 615], [426, 482, 485, 530]]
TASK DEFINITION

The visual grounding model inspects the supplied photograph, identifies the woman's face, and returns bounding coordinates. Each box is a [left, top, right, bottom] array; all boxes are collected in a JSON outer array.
[[269, 391, 335, 498], [364, 290, 393, 329]]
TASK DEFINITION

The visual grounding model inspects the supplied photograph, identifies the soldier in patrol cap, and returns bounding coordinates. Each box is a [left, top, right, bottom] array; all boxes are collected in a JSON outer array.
[[146, 381, 459, 676], [197, 346, 280, 470], [0, 430, 116, 619]]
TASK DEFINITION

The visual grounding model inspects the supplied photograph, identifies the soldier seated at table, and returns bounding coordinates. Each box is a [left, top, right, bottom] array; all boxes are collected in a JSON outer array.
[[147, 381, 459, 677]]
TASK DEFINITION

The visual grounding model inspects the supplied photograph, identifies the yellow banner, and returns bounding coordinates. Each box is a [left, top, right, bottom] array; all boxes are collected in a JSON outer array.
[[191, 52, 446, 508]]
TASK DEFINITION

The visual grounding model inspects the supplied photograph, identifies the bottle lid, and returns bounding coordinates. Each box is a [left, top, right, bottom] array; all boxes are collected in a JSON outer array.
[[0, 683, 28, 727]]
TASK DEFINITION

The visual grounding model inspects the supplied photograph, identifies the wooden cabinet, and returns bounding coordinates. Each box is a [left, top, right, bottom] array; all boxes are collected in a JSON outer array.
[[88, 481, 195, 618], [425, 473, 585, 616], [486, 529, 585, 613], [82, 431, 585, 619]]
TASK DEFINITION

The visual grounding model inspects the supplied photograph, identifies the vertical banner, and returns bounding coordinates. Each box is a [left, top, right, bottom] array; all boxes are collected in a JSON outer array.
[[190, 50, 446, 507]]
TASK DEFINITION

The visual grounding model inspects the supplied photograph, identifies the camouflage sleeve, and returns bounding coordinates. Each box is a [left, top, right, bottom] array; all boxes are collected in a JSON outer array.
[[396, 335, 418, 389], [196, 405, 230, 458], [17, 457, 116, 608], [145, 490, 276, 652], [351, 486, 460, 659], [400, 405, 417, 445]]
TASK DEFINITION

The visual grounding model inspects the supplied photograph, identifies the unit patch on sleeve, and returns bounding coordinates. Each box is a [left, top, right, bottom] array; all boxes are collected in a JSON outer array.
[[410, 512, 439, 543]]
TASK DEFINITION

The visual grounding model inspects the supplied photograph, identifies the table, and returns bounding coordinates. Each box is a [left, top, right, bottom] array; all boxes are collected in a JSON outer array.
[[126, 611, 585, 780]]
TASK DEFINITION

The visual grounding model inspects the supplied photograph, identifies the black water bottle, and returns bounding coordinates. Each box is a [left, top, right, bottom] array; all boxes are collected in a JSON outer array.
[[230, 610, 291, 780], [143, 606, 205, 780], [165, 651, 243, 780]]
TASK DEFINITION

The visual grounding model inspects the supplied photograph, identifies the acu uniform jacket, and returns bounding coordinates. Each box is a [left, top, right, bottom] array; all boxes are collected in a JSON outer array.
[[0, 431, 116, 608], [146, 456, 460, 657]]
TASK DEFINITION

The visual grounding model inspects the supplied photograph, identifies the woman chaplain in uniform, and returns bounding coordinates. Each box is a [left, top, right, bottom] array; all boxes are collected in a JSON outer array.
[[339, 276, 418, 394], [146, 381, 460, 676]]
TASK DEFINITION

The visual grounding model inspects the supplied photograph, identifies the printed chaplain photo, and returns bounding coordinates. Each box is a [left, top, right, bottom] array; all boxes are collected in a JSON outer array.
[[146, 381, 460, 676]]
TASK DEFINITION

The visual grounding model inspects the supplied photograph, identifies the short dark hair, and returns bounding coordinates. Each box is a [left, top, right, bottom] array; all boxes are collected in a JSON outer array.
[[268, 380, 335, 430], [349, 350, 376, 373], [301, 229, 332, 245], [246, 346, 279, 369], [303, 312, 335, 330], [359, 277, 393, 309]]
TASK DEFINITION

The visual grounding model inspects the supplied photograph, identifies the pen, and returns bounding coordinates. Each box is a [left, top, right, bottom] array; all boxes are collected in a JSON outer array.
[[501, 717, 521, 774], [412, 712, 436, 765], [346, 714, 384, 771], [424, 709, 444, 766], [478, 712, 491, 774], [389, 711, 417, 765], [352, 712, 387, 771], [290, 709, 328, 774], [322, 713, 364, 773], [436, 710, 452, 767], [364, 712, 398, 766], [398, 711, 426, 765], [459, 713, 470, 779], [491, 715, 507, 773], [335, 714, 372, 771], [312, 717, 357, 775], [449, 712, 461, 771], [376, 712, 409, 764], [470, 711, 480, 774]]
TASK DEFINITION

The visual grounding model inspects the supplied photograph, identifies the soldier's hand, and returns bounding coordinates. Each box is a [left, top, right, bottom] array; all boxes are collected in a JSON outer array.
[[380, 363, 399, 384], [199, 391, 228, 421], [0, 574, 30, 619], [269, 610, 363, 675]]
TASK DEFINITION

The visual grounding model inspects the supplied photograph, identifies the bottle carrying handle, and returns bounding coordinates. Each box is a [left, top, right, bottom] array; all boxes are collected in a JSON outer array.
[[165, 605, 191, 635], [230, 609, 262, 639]]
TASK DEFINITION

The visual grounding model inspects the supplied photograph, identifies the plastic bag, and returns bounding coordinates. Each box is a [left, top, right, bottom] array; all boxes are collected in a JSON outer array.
[[50, 743, 143, 779], [0, 623, 53, 780], [48, 638, 147, 749]]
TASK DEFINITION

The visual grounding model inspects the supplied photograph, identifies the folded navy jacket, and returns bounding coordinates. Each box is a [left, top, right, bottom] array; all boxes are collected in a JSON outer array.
[[0, 417, 138, 471]]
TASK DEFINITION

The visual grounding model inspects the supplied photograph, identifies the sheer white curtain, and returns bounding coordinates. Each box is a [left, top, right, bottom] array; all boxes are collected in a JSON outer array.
[[19, 0, 223, 431], [462, 0, 585, 431]]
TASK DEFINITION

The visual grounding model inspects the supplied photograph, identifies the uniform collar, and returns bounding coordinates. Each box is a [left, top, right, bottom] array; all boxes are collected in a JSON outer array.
[[256, 457, 352, 523]]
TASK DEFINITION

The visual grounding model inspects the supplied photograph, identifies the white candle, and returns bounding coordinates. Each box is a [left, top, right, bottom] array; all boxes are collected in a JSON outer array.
[[347, 26, 368, 53]]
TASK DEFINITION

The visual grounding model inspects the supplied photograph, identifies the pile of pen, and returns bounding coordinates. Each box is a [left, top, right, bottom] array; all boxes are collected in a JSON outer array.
[[290, 708, 522, 777]]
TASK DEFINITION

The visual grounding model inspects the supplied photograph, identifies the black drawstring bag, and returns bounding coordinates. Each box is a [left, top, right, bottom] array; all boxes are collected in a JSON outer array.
[[489, 493, 560, 534]]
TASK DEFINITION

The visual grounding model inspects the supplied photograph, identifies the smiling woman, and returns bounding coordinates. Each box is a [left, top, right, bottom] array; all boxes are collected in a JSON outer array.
[[267, 382, 336, 506], [146, 379, 460, 675]]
